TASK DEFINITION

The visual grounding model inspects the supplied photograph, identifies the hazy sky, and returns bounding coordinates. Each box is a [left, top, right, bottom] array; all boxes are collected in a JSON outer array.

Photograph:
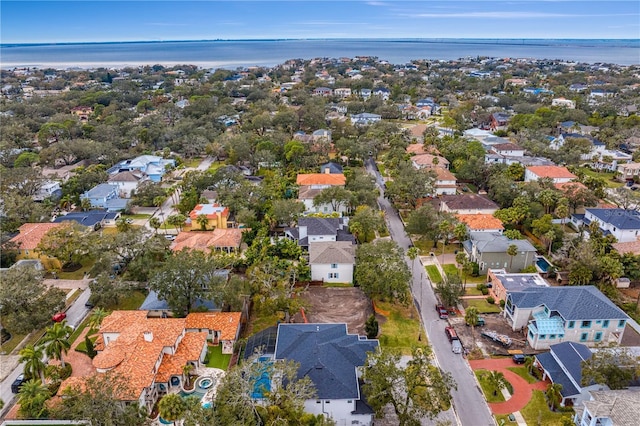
[[2, 1, 639, 43]]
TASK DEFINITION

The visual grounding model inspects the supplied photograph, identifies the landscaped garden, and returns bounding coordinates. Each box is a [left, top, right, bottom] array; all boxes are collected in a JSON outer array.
[[474, 370, 513, 403], [520, 390, 573, 426]]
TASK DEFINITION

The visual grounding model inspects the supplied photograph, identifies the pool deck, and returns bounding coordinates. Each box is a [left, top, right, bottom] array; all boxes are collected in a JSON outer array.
[[152, 367, 225, 425]]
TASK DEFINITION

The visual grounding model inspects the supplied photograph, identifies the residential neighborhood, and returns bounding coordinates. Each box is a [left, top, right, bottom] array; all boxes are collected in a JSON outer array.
[[1, 52, 640, 426]]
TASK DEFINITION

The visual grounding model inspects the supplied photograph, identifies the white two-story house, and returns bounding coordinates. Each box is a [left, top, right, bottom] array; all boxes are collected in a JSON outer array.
[[309, 241, 355, 284], [296, 173, 347, 215], [571, 208, 640, 243]]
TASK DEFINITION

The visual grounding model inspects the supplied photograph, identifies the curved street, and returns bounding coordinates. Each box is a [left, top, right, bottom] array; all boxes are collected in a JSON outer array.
[[366, 158, 495, 426]]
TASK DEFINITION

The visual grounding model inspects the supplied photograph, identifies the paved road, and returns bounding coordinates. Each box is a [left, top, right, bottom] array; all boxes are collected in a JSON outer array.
[[0, 288, 92, 419], [365, 158, 495, 426]]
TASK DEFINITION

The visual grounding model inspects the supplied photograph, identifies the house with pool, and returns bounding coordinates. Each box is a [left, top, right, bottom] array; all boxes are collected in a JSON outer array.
[[504, 286, 630, 350], [58, 310, 240, 412]]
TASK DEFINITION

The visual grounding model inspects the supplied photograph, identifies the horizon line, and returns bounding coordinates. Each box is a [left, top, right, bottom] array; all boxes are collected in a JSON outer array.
[[3, 37, 639, 47]]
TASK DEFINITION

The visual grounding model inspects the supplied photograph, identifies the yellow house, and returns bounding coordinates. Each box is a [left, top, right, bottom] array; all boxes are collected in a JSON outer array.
[[10, 223, 64, 270], [188, 204, 229, 230]]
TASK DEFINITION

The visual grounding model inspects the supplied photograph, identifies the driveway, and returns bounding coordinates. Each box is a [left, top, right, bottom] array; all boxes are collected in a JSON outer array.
[[469, 358, 548, 415]]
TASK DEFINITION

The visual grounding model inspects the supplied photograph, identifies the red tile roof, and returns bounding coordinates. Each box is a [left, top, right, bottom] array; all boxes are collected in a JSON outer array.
[[10, 223, 64, 250], [172, 229, 243, 251], [296, 173, 346, 186], [456, 214, 505, 231], [185, 312, 242, 340], [527, 166, 577, 179]]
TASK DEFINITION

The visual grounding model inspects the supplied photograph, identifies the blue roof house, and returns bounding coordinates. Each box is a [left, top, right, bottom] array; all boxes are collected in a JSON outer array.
[[571, 208, 640, 243], [107, 155, 175, 182], [535, 342, 608, 407], [350, 113, 381, 126], [504, 286, 630, 350], [273, 323, 379, 426], [80, 184, 129, 212]]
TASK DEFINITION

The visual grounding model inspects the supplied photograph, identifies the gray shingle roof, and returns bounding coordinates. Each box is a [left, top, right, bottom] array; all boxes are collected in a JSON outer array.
[[583, 390, 640, 424], [587, 208, 640, 230], [274, 323, 379, 399], [309, 241, 355, 265], [535, 352, 580, 397], [298, 217, 341, 236], [470, 232, 537, 253], [509, 286, 629, 321]]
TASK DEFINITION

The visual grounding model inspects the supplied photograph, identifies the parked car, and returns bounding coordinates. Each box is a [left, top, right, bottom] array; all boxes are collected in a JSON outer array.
[[445, 326, 458, 342], [436, 304, 449, 319], [164, 234, 176, 241], [11, 374, 26, 393], [52, 312, 66, 322], [512, 354, 526, 364], [451, 339, 463, 354]]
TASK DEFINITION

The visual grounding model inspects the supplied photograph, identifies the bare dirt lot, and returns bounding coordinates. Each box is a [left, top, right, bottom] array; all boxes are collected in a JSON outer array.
[[292, 286, 373, 335], [449, 313, 531, 355]]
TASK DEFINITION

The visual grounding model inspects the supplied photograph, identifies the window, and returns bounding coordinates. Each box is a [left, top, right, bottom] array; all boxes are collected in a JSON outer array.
[[539, 335, 546, 340], [544, 306, 549, 314], [568, 321, 575, 329], [602, 320, 609, 328], [594, 332, 602, 342], [580, 333, 588, 342], [581, 320, 591, 328], [330, 263, 338, 269], [328, 273, 339, 279], [618, 320, 626, 328], [528, 330, 534, 339], [549, 334, 556, 339]]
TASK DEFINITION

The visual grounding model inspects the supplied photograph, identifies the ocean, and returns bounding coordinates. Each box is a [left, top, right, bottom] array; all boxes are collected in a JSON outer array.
[[1, 39, 638, 70]]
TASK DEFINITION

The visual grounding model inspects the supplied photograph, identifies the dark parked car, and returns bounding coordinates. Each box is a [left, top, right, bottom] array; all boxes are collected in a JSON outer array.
[[512, 354, 526, 364], [11, 374, 26, 393], [436, 304, 449, 319]]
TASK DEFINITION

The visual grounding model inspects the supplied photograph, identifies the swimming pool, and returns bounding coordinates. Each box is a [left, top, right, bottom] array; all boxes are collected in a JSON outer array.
[[536, 256, 553, 273]]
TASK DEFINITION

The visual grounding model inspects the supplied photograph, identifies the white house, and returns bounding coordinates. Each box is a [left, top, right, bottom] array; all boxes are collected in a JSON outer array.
[[433, 168, 457, 195], [524, 166, 577, 184], [108, 170, 148, 198], [535, 342, 608, 407], [552, 98, 576, 109], [285, 217, 354, 249], [296, 173, 347, 215], [574, 389, 640, 426], [309, 241, 355, 283], [333, 88, 352, 98], [350, 112, 381, 126], [273, 324, 379, 426], [504, 286, 630, 350], [33, 180, 62, 202], [571, 208, 640, 243]]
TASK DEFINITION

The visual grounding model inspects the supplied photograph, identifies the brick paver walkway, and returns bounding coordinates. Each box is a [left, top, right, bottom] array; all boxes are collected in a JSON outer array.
[[469, 358, 548, 415], [49, 326, 95, 377]]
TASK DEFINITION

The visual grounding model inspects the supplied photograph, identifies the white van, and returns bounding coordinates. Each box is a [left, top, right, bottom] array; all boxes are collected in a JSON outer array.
[[451, 339, 462, 354]]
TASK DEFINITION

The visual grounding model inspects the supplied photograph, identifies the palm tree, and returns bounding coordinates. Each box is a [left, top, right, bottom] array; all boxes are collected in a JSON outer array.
[[80, 198, 92, 212], [453, 222, 468, 249], [182, 363, 194, 389], [545, 383, 563, 411], [465, 306, 479, 342], [407, 246, 420, 274], [17, 379, 50, 419], [42, 321, 72, 368], [196, 214, 209, 231], [167, 214, 186, 233], [149, 217, 161, 234], [154, 196, 167, 230], [524, 356, 535, 376], [158, 393, 187, 424], [19, 345, 46, 384], [507, 244, 519, 272], [487, 370, 508, 396], [60, 194, 73, 212], [88, 307, 109, 331]]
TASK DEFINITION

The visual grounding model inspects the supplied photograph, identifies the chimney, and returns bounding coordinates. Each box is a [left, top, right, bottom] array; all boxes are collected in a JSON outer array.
[[143, 331, 153, 342]]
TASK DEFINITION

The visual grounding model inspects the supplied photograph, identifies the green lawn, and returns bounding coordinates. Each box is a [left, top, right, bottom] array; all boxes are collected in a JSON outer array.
[[464, 299, 502, 314], [58, 259, 94, 280], [247, 312, 282, 336], [120, 213, 152, 219], [442, 264, 459, 277], [182, 158, 203, 168], [474, 370, 507, 403], [376, 300, 427, 354], [207, 161, 226, 173], [578, 167, 623, 188], [507, 366, 539, 384], [0, 331, 27, 355], [206, 344, 232, 370], [464, 286, 485, 296], [425, 265, 443, 284], [521, 390, 574, 426], [107, 290, 147, 310]]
